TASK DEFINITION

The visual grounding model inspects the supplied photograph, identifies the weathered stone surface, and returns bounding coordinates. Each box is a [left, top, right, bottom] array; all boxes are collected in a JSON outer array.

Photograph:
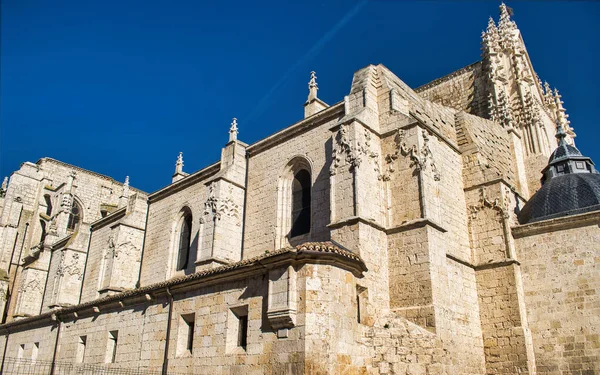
[[0, 5, 596, 375]]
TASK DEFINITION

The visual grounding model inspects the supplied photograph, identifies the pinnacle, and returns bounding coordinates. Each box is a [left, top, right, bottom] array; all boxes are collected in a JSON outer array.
[[308, 71, 318, 101]]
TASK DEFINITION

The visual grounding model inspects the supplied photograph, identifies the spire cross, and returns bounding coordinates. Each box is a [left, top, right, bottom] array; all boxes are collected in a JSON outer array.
[[229, 118, 239, 142]]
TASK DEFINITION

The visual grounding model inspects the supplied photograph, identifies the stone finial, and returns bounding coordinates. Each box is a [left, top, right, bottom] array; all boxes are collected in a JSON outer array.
[[119, 176, 130, 207], [229, 118, 239, 142], [308, 71, 318, 102], [175, 152, 184, 174], [66, 170, 77, 192], [1, 177, 7, 191]]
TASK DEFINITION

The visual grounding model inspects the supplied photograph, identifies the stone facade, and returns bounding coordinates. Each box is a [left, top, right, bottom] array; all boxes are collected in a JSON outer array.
[[0, 4, 598, 375]]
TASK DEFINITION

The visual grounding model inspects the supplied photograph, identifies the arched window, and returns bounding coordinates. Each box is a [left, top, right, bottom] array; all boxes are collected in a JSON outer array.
[[67, 201, 82, 232], [44, 195, 53, 216], [290, 169, 311, 237], [176, 212, 193, 270]]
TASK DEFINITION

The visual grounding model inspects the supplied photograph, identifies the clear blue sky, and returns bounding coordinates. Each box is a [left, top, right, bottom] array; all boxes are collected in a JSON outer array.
[[2, 1, 599, 193]]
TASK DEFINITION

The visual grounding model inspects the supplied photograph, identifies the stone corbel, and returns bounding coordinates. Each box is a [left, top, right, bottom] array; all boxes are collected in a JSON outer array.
[[267, 266, 297, 334]]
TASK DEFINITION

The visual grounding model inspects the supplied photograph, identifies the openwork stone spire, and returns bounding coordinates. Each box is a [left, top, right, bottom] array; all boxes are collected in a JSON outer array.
[[554, 89, 570, 128], [229, 118, 239, 142], [482, 17, 500, 53], [175, 152, 184, 174], [308, 71, 318, 102]]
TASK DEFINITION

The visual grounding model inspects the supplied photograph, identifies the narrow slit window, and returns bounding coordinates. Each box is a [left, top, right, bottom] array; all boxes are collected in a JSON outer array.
[[238, 314, 248, 350], [76, 336, 86, 364], [290, 169, 311, 237]]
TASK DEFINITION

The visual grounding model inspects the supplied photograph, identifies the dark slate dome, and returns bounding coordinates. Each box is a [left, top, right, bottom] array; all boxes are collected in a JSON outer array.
[[517, 173, 600, 224], [518, 122, 600, 224], [548, 143, 582, 165]]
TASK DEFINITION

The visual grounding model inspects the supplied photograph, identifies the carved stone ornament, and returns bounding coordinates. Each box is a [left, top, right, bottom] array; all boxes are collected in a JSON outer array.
[[105, 234, 116, 259], [330, 124, 382, 178], [468, 187, 510, 220], [201, 184, 240, 225], [56, 252, 83, 280], [18, 278, 42, 293], [384, 129, 441, 181]]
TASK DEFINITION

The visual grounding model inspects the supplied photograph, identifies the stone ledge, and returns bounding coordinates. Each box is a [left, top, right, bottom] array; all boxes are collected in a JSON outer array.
[[327, 216, 386, 232], [387, 218, 447, 234], [90, 207, 126, 231], [511, 210, 600, 238], [446, 253, 520, 271]]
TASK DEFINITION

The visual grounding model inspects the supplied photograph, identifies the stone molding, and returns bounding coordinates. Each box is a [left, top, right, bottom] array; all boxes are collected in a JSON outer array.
[[0, 241, 367, 332], [247, 102, 344, 157], [511, 210, 600, 238], [149, 162, 220, 203]]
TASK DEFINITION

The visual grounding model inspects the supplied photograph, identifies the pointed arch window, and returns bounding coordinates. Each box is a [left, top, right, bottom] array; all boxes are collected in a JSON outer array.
[[67, 201, 82, 232], [290, 169, 311, 237], [176, 212, 193, 270]]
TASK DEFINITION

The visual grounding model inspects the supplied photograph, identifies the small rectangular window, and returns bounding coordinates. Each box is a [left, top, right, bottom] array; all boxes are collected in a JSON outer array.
[[76, 336, 87, 364], [177, 313, 195, 356], [32, 342, 39, 362], [105, 330, 118, 363], [226, 305, 249, 353]]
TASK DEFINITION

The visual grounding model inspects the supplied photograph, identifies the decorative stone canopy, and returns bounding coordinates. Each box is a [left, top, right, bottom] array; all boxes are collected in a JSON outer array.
[[518, 122, 600, 224]]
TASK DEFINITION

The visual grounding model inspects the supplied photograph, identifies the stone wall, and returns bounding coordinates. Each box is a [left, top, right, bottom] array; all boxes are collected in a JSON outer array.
[[244, 106, 343, 259], [416, 62, 489, 118], [514, 213, 600, 374]]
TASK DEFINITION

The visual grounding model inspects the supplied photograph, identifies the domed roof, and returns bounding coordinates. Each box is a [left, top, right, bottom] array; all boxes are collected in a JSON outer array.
[[518, 122, 600, 224], [517, 173, 600, 224]]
